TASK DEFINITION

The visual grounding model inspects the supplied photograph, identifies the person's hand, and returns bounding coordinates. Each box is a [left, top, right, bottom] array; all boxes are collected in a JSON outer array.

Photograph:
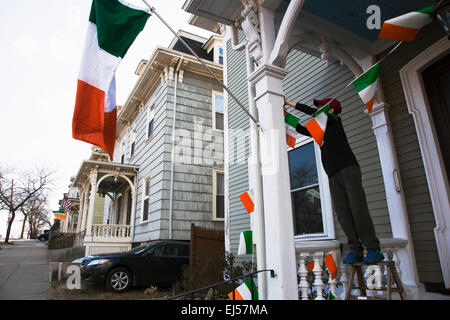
[[283, 108, 287, 117]]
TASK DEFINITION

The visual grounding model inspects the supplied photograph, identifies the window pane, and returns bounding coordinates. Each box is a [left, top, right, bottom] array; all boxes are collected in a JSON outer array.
[[145, 178, 150, 197], [216, 195, 224, 219], [143, 199, 149, 221], [215, 113, 224, 130], [215, 95, 224, 113], [288, 142, 318, 190], [291, 186, 323, 235], [216, 172, 224, 194], [148, 119, 154, 137]]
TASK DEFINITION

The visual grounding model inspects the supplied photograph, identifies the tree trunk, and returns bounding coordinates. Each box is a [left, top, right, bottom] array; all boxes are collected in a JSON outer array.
[[20, 214, 28, 239], [5, 210, 15, 244]]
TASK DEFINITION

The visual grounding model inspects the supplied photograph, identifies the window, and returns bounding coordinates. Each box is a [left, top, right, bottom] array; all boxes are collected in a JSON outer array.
[[213, 168, 225, 220], [212, 91, 224, 130], [147, 105, 155, 139], [130, 128, 136, 158], [121, 141, 125, 164], [142, 176, 151, 222], [288, 139, 334, 239], [152, 243, 190, 257], [218, 47, 223, 65]]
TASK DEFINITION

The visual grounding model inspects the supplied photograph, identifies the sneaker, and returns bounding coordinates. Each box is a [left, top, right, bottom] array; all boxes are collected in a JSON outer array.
[[364, 250, 385, 264], [343, 252, 363, 265]]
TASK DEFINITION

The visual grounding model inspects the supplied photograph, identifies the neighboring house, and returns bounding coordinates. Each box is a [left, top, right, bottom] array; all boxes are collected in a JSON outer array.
[[59, 180, 80, 234], [72, 31, 225, 255], [183, 0, 450, 299]]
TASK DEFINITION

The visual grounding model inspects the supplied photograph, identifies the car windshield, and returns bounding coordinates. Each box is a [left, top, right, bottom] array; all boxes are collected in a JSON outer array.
[[128, 242, 159, 255]]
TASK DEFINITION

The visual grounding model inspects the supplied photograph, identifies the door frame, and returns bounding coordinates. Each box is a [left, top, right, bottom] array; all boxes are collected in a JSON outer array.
[[400, 36, 450, 288]]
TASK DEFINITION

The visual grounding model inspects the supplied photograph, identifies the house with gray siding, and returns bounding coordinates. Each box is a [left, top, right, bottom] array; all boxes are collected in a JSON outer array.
[[72, 31, 225, 255], [184, 0, 450, 300]]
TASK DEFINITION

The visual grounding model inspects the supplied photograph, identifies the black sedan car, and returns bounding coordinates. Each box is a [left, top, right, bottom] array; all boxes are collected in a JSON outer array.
[[79, 240, 190, 293]]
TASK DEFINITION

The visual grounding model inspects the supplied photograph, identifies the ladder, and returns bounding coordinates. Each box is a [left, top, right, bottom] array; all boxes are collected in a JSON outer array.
[[345, 261, 405, 300]]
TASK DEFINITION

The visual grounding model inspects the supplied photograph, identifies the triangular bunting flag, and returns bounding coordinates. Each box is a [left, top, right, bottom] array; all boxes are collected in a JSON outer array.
[[238, 230, 253, 256], [352, 63, 380, 113], [305, 102, 331, 146], [379, 4, 435, 42], [239, 190, 254, 214], [323, 253, 338, 280], [228, 278, 259, 300]]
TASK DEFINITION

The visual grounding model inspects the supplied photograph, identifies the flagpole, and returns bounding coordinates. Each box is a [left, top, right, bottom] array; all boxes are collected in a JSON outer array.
[[142, 1, 263, 131]]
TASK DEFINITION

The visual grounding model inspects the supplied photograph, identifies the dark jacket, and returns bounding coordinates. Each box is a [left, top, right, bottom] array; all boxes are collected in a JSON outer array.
[[294, 102, 359, 177]]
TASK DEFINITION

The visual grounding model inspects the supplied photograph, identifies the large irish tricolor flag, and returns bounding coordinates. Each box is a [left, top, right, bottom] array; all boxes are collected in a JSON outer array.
[[73, 0, 150, 159], [378, 4, 435, 42]]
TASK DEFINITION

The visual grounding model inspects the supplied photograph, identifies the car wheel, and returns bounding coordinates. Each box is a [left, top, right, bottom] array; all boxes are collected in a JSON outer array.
[[38, 236, 44, 242], [106, 267, 132, 293]]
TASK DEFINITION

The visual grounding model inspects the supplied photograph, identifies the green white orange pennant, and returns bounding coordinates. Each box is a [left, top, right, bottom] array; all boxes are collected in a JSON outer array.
[[228, 278, 259, 300], [239, 190, 254, 214], [238, 230, 253, 256], [305, 102, 331, 147], [352, 63, 380, 113], [379, 4, 435, 42], [72, 0, 150, 159]]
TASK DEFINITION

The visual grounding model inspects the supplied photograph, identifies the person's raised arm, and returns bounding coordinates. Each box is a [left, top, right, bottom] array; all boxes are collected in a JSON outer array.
[[284, 98, 316, 115]]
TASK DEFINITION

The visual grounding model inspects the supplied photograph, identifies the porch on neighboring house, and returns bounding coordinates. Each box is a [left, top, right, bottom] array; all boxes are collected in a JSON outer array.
[[183, 0, 450, 300], [72, 148, 139, 256]]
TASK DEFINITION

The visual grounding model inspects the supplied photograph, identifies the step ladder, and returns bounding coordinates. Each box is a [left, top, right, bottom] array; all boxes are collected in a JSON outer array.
[[345, 261, 405, 300]]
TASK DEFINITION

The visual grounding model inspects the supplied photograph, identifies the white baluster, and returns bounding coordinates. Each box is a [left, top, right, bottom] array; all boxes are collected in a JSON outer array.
[[298, 253, 310, 300], [313, 252, 325, 300], [392, 247, 402, 285], [339, 261, 348, 300]]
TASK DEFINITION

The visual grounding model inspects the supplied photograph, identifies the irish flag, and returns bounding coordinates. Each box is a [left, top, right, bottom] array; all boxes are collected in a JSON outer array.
[[73, 0, 150, 159], [239, 190, 254, 214], [53, 210, 67, 220], [228, 278, 259, 300], [352, 63, 380, 113], [238, 230, 253, 256], [379, 4, 435, 42], [305, 102, 331, 147], [284, 112, 301, 148]]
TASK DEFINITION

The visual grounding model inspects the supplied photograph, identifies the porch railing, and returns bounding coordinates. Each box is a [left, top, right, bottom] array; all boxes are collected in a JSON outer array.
[[295, 238, 408, 300], [91, 224, 132, 241]]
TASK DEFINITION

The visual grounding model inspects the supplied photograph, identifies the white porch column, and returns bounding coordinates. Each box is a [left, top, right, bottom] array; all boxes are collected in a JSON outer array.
[[84, 169, 98, 241], [249, 64, 298, 300], [369, 102, 422, 298]]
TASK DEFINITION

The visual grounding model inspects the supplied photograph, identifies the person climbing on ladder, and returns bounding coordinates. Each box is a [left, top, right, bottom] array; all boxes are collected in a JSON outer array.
[[284, 97, 384, 265]]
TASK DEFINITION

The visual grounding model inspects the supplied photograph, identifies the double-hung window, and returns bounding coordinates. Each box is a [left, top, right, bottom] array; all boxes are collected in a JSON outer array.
[[212, 91, 224, 131], [147, 105, 155, 139], [288, 137, 334, 240], [142, 176, 151, 222], [213, 168, 225, 220]]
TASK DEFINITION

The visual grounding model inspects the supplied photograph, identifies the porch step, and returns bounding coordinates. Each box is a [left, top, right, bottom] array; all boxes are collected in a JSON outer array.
[[345, 261, 405, 300]]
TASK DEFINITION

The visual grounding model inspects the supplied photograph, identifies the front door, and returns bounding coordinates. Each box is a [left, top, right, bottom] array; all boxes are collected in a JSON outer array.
[[422, 54, 450, 185], [421, 53, 450, 292]]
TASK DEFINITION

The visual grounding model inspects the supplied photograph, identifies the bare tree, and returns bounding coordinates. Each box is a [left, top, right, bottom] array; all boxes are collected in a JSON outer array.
[[0, 166, 54, 244], [20, 193, 51, 239]]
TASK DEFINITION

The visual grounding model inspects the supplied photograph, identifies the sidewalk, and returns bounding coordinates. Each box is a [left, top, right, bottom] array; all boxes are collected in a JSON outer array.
[[0, 240, 50, 300]]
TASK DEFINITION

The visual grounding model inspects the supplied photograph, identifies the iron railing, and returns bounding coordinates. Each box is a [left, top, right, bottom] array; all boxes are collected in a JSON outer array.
[[167, 269, 275, 300]]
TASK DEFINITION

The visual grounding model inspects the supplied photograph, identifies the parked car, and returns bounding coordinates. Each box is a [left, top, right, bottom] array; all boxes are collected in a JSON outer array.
[[78, 240, 190, 293], [37, 231, 50, 242]]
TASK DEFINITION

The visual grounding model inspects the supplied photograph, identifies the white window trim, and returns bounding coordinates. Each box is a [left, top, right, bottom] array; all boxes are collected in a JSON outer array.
[[212, 167, 225, 221], [140, 174, 151, 224], [212, 90, 224, 132], [288, 135, 335, 242], [129, 125, 137, 159]]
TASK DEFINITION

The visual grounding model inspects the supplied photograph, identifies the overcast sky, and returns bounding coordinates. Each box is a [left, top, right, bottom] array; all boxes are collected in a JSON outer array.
[[0, 0, 214, 238]]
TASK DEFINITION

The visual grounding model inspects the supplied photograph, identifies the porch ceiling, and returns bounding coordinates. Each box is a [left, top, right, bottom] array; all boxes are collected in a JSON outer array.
[[184, 0, 436, 57]]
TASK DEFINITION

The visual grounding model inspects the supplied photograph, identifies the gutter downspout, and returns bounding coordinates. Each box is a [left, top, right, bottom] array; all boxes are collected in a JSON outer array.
[[230, 24, 268, 299], [168, 57, 183, 239]]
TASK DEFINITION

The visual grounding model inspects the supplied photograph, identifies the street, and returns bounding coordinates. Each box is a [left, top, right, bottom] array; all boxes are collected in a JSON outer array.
[[0, 240, 50, 300]]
